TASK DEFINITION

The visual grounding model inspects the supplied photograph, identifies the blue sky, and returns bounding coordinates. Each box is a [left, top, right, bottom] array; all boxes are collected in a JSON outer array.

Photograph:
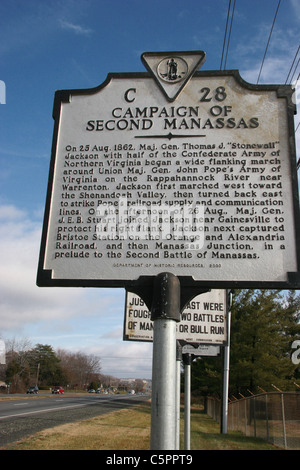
[[0, 0, 299, 379]]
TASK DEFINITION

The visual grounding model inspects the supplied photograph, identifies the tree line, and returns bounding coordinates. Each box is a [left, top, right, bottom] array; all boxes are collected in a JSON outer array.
[[0, 340, 146, 393], [0, 341, 102, 392]]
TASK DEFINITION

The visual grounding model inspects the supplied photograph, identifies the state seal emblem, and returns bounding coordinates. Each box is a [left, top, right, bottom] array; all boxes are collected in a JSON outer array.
[[141, 51, 206, 101], [157, 57, 188, 83]]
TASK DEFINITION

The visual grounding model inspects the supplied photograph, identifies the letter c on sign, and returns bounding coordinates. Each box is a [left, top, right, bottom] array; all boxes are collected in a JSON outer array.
[[125, 88, 136, 103]]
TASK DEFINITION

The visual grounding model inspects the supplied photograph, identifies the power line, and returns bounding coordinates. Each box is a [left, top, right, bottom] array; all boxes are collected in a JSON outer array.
[[257, 0, 282, 84], [220, 0, 232, 69], [290, 60, 300, 84], [219, 2, 300, 169], [285, 45, 300, 84], [284, 46, 300, 170], [294, 72, 300, 139], [220, 0, 236, 70], [224, 0, 236, 70]]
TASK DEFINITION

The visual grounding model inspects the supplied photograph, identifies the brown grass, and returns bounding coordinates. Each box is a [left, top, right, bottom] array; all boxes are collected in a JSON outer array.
[[4, 401, 278, 451], [6, 402, 151, 450]]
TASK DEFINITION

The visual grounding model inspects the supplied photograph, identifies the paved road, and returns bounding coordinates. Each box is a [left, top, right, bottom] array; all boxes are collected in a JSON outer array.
[[0, 393, 149, 448]]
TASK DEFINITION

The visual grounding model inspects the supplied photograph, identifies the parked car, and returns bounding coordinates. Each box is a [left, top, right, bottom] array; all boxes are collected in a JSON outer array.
[[52, 386, 64, 394], [27, 386, 38, 394], [88, 389, 95, 393]]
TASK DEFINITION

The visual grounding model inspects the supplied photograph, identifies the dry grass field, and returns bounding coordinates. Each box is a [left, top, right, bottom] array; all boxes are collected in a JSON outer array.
[[3, 401, 278, 451]]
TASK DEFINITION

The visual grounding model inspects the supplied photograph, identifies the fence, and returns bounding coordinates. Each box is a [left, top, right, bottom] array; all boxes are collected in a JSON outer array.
[[207, 392, 300, 450]]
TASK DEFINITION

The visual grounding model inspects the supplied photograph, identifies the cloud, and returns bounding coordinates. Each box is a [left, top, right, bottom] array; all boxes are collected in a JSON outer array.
[[59, 19, 93, 36], [90, 340, 153, 378], [241, 57, 288, 85], [0, 206, 78, 329], [0, 204, 118, 331], [291, 0, 300, 21], [232, 20, 299, 85], [0, 204, 27, 222]]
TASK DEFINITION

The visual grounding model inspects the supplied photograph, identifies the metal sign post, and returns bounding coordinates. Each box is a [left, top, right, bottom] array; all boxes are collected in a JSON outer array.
[[150, 273, 180, 450], [176, 341, 182, 450], [221, 290, 232, 434], [131, 274, 210, 449], [183, 353, 192, 450], [181, 343, 221, 450]]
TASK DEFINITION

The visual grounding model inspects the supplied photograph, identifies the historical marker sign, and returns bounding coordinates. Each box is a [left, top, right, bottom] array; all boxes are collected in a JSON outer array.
[[123, 290, 227, 344], [181, 344, 220, 357], [37, 51, 300, 289]]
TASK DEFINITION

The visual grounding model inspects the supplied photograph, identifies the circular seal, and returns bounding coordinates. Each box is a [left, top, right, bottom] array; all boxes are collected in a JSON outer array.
[[157, 57, 188, 83]]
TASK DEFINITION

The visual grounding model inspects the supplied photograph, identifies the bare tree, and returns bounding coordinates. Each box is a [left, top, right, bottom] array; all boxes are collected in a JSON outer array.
[[57, 349, 101, 390]]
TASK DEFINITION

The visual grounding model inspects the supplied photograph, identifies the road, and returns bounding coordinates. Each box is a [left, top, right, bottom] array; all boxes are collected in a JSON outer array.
[[0, 393, 149, 448]]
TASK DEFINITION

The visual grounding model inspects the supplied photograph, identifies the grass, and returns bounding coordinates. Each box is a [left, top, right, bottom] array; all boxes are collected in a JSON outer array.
[[3, 402, 152, 451], [187, 406, 276, 450], [3, 401, 277, 451]]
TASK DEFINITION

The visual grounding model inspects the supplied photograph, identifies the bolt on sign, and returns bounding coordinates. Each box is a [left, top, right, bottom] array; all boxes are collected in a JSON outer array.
[[37, 51, 300, 289], [123, 290, 227, 345]]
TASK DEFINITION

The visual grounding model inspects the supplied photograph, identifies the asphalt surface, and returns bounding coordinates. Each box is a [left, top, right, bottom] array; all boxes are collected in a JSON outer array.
[[0, 393, 149, 448]]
